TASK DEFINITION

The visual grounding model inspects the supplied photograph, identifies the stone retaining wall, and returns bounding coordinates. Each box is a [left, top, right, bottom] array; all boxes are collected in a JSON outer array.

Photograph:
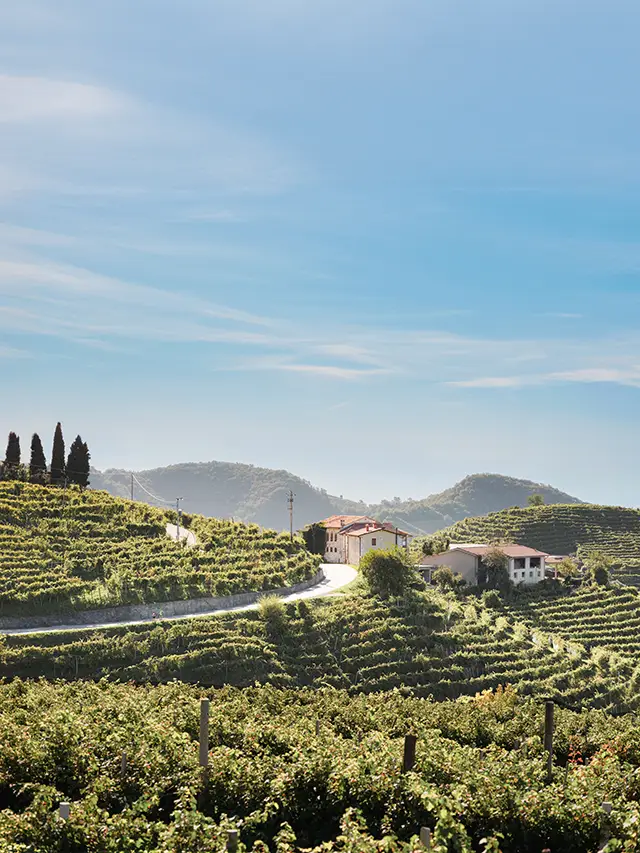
[[0, 568, 326, 632]]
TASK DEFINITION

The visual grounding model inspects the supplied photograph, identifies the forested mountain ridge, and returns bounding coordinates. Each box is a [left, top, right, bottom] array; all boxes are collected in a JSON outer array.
[[92, 464, 582, 532], [91, 461, 362, 531]]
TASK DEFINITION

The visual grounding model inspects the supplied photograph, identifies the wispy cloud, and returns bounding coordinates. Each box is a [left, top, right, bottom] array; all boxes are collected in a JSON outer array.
[[450, 366, 640, 390], [0, 75, 128, 123]]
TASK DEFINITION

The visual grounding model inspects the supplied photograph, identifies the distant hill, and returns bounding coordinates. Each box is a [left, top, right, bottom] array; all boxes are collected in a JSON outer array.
[[91, 464, 583, 534], [91, 462, 362, 531], [422, 503, 640, 585], [368, 473, 582, 535]]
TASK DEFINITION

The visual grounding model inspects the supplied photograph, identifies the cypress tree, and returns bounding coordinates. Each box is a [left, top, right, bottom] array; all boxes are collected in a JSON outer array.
[[50, 422, 66, 486], [4, 432, 20, 466], [29, 433, 47, 485], [66, 435, 90, 488], [2, 432, 21, 480]]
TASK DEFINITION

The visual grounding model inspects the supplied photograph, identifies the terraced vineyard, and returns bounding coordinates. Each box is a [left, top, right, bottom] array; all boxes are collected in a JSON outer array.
[[2, 586, 634, 712], [1, 680, 640, 851], [0, 483, 319, 615], [503, 583, 640, 658], [426, 503, 640, 583]]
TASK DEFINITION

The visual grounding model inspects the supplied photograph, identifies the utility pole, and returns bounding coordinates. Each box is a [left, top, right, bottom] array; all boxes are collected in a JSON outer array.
[[130, 473, 134, 502], [287, 490, 295, 542], [176, 497, 183, 543]]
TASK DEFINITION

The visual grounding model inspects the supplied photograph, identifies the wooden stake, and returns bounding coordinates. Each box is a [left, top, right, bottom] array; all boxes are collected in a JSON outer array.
[[120, 750, 127, 777], [59, 802, 70, 821], [544, 700, 554, 782], [402, 734, 417, 773], [419, 826, 431, 849], [199, 698, 210, 768], [227, 829, 239, 852], [315, 719, 320, 736]]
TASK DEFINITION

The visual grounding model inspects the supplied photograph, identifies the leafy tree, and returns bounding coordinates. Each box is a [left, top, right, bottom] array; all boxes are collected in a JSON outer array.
[[584, 550, 613, 586], [360, 547, 415, 597], [302, 522, 327, 555], [66, 435, 90, 488], [50, 422, 66, 486], [421, 534, 450, 556], [29, 434, 47, 485], [479, 546, 510, 591], [527, 494, 545, 507], [555, 557, 579, 581], [432, 565, 464, 589]]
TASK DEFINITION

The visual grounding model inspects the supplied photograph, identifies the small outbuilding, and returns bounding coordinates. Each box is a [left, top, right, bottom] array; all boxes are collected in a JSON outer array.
[[417, 543, 550, 586]]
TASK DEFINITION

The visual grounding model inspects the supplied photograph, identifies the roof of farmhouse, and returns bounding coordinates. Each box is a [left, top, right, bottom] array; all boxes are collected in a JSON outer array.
[[320, 515, 375, 529]]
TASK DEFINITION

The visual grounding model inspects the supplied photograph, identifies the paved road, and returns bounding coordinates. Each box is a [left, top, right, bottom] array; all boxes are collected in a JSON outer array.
[[166, 523, 197, 547], [3, 564, 358, 636]]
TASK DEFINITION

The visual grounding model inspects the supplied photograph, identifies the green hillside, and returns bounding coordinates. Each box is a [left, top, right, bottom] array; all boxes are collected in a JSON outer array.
[[424, 503, 640, 582], [0, 482, 319, 616], [364, 473, 582, 535], [92, 462, 362, 531], [1, 680, 639, 852], [503, 583, 640, 657], [3, 583, 635, 713], [93, 464, 583, 534]]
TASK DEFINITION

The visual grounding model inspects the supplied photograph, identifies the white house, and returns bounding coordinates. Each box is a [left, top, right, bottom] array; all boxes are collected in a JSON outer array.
[[319, 515, 412, 566], [417, 543, 549, 586]]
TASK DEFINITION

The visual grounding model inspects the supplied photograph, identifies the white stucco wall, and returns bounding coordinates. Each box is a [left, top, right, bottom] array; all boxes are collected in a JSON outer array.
[[348, 529, 409, 566], [509, 556, 546, 585]]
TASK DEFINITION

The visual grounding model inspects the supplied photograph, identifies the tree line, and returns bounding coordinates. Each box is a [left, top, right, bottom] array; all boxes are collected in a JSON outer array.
[[1, 422, 90, 487]]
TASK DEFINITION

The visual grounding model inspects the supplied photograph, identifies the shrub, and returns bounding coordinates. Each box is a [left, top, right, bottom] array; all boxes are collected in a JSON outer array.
[[259, 594, 286, 630], [432, 566, 459, 590], [359, 548, 415, 597]]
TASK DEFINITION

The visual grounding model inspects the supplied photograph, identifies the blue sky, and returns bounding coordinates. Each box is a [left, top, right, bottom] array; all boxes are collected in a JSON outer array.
[[2, 0, 640, 506]]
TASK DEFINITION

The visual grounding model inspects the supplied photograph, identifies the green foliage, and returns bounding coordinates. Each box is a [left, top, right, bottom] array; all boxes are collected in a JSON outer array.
[[302, 522, 327, 555], [2, 431, 21, 481], [432, 565, 461, 589], [50, 422, 66, 486], [0, 483, 320, 615], [421, 534, 450, 556], [527, 493, 545, 507], [478, 546, 510, 591], [360, 548, 415, 597], [66, 434, 91, 487], [0, 680, 637, 851], [259, 594, 286, 630], [4, 581, 637, 713], [29, 433, 47, 485], [584, 551, 613, 586], [555, 557, 579, 580]]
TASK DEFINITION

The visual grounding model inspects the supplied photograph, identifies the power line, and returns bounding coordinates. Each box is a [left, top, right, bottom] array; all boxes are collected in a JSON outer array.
[[130, 473, 175, 506]]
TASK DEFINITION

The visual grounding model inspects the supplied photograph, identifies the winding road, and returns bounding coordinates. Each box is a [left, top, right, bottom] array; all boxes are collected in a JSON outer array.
[[2, 564, 357, 636]]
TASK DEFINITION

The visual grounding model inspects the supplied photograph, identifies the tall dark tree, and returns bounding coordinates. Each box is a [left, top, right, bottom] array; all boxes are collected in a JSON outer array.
[[66, 435, 90, 488], [4, 432, 20, 466], [2, 432, 21, 480], [50, 422, 66, 486], [29, 433, 47, 485]]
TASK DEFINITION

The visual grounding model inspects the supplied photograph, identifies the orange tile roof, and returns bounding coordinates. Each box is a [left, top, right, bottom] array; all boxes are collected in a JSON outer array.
[[320, 515, 374, 529]]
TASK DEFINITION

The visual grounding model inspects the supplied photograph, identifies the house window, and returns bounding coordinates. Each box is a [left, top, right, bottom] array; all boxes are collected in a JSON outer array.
[[537, 570, 541, 578], [521, 571, 526, 579], [529, 571, 533, 578], [530, 557, 541, 568], [371, 538, 377, 546]]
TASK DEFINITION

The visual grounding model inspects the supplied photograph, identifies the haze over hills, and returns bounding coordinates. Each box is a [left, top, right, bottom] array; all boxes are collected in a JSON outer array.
[[91, 463, 583, 533]]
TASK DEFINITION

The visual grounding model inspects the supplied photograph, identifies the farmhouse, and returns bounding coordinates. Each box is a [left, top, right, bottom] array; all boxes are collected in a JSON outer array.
[[418, 543, 550, 586], [320, 515, 412, 566]]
